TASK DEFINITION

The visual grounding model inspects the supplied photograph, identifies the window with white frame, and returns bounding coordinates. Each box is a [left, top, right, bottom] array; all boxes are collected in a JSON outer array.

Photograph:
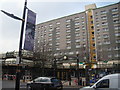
[[75, 27, 80, 31], [66, 40, 71, 43], [96, 18, 99, 21], [114, 46, 120, 50], [75, 39, 80, 42], [66, 29, 71, 33], [96, 23, 100, 27], [82, 32, 86, 36], [115, 54, 120, 57], [66, 35, 71, 38], [49, 33, 52, 36], [98, 42, 102, 45], [44, 25, 47, 28], [66, 19, 71, 22], [76, 45, 81, 48], [112, 14, 119, 18], [104, 41, 110, 44], [113, 19, 119, 24], [83, 44, 86, 47], [76, 33, 80, 37], [82, 26, 85, 30], [49, 28, 53, 32], [56, 27, 60, 30], [102, 22, 108, 26], [103, 28, 109, 31], [56, 42, 60, 45], [75, 22, 80, 26], [83, 38, 86, 41], [66, 24, 70, 28], [115, 33, 120, 37], [56, 32, 60, 35], [116, 40, 120, 43], [67, 46, 71, 49], [48, 38, 52, 41], [56, 22, 60, 25], [101, 16, 107, 20], [56, 37, 60, 40], [114, 26, 120, 30], [37, 40, 40, 43], [75, 17, 79, 20], [112, 8, 118, 12], [103, 34, 109, 38], [69, 52, 74, 55], [44, 30, 46, 33], [49, 24, 53, 27], [101, 10, 107, 14], [41, 26, 44, 29], [56, 47, 60, 50], [107, 48, 111, 51], [97, 29, 100, 32], [49, 43, 52, 46], [82, 21, 85, 24]]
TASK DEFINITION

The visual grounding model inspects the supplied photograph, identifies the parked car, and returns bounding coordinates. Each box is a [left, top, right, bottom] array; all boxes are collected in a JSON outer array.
[[27, 77, 63, 90], [79, 73, 120, 90]]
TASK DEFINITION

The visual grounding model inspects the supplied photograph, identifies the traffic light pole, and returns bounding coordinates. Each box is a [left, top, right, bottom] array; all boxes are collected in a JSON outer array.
[[15, 0, 27, 90]]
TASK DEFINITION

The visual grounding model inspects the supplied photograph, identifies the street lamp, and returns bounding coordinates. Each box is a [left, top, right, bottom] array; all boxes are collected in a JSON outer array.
[[68, 63, 72, 86], [76, 52, 80, 85], [1, 0, 27, 90], [53, 57, 57, 77], [63, 55, 71, 86], [63, 55, 67, 60], [16, 1, 27, 90]]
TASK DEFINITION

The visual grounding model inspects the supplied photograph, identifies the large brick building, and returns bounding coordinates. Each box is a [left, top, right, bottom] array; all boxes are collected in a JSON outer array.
[[34, 2, 120, 65]]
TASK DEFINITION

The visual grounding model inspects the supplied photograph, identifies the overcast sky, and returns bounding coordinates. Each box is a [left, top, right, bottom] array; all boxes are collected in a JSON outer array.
[[0, 0, 119, 53]]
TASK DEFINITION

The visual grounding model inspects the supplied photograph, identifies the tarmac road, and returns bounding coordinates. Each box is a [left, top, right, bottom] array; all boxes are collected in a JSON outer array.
[[2, 80, 81, 90]]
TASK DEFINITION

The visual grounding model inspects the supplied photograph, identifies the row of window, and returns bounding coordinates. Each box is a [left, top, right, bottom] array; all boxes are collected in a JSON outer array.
[[95, 7, 118, 16], [66, 16, 85, 22], [38, 17, 85, 30], [96, 32, 120, 38], [96, 25, 119, 33], [98, 54, 120, 58], [38, 22, 119, 39], [99, 47, 120, 52], [97, 39, 120, 45], [95, 13, 119, 21], [38, 7, 118, 30], [54, 51, 86, 56], [66, 22, 85, 27]]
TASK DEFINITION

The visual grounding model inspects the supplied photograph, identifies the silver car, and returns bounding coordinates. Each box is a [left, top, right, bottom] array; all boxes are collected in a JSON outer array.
[[27, 77, 63, 90]]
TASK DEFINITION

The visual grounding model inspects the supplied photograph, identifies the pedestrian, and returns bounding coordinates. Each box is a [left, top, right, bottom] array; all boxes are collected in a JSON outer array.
[[74, 79, 78, 85]]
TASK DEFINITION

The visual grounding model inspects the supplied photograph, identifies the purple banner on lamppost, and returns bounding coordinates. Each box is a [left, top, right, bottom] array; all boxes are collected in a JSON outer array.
[[24, 9, 36, 51]]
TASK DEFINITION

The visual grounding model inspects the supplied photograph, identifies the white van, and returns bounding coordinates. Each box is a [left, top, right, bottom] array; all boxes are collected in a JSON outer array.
[[80, 73, 120, 90]]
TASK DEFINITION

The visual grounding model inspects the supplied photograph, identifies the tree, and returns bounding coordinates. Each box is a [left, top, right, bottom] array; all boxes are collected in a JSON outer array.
[[33, 41, 54, 77]]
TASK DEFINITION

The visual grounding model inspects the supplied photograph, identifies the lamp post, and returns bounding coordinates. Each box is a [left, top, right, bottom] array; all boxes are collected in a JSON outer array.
[[76, 53, 80, 85], [15, 0, 27, 90], [69, 63, 71, 86], [53, 57, 57, 77], [63, 55, 71, 85], [1, 0, 27, 90]]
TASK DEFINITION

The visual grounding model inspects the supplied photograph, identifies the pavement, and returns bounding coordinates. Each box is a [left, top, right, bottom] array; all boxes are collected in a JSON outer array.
[[62, 80, 83, 88]]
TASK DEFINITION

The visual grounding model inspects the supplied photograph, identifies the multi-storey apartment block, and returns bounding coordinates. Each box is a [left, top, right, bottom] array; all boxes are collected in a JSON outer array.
[[34, 2, 120, 65], [93, 3, 120, 63]]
